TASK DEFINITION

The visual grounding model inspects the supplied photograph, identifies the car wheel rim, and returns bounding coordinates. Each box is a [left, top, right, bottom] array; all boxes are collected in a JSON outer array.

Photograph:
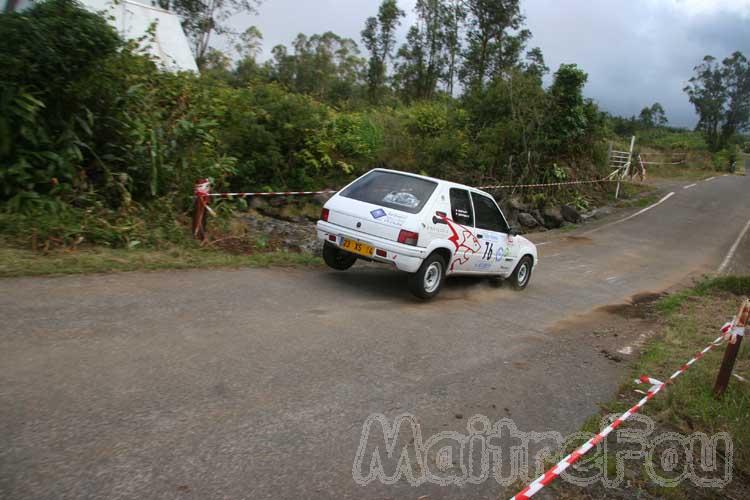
[[424, 262, 442, 293], [518, 263, 529, 285]]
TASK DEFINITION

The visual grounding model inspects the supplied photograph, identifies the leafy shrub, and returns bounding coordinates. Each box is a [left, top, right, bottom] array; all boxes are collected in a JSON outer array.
[[711, 146, 739, 172], [0, 198, 189, 248], [330, 113, 382, 159], [0, 0, 121, 202], [405, 102, 450, 137]]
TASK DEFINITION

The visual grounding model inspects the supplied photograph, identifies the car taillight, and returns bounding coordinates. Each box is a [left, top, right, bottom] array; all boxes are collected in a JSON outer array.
[[321, 208, 329, 222], [398, 230, 419, 246]]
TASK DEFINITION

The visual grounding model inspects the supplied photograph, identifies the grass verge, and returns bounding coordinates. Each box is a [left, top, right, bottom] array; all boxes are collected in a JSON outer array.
[[613, 182, 660, 209], [647, 163, 726, 181], [635, 277, 750, 468], [0, 245, 322, 278]]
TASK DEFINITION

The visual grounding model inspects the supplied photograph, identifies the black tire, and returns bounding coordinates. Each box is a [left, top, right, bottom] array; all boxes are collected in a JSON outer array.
[[409, 253, 446, 300], [510, 255, 533, 290], [322, 242, 357, 271]]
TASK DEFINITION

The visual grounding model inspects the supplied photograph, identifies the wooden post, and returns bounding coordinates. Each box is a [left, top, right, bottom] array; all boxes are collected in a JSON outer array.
[[713, 300, 750, 397], [192, 179, 211, 242], [192, 196, 207, 241]]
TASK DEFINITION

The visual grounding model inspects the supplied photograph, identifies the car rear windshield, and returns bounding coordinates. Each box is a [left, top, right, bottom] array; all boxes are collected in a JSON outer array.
[[340, 171, 438, 214]]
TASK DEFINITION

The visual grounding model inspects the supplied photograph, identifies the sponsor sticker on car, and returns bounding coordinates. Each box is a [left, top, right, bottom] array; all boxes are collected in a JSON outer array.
[[370, 208, 387, 219]]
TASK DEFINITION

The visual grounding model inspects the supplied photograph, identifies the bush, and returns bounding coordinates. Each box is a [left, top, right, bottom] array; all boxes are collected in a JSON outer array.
[[0, 198, 189, 248], [0, 0, 121, 202], [711, 146, 739, 172]]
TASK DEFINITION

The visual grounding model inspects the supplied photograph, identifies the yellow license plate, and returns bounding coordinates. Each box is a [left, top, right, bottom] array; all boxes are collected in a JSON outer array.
[[341, 238, 374, 257]]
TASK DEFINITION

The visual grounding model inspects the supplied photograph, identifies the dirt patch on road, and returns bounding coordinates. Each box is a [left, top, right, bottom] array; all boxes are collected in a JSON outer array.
[[597, 292, 665, 319], [550, 291, 665, 365]]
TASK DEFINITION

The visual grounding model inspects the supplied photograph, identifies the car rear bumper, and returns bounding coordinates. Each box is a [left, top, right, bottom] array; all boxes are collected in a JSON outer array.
[[316, 220, 425, 273]]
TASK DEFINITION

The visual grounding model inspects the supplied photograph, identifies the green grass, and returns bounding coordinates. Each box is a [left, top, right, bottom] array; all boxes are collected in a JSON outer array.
[[628, 276, 750, 472], [612, 182, 659, 209], [0, 245, 322, 278], [655, 276, 750, 314], [617, 192, 661, 209]]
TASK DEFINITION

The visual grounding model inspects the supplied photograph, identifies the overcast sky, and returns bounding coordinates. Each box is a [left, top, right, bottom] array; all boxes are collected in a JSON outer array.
[[226, 0, 750, 128]]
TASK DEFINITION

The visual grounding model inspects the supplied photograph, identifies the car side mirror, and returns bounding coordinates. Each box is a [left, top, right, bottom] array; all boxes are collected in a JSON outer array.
[[508, 226, 520, 237]]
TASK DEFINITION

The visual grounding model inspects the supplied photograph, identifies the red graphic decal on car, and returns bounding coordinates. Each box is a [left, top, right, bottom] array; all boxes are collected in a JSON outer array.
[[441, 216, 481, 271]]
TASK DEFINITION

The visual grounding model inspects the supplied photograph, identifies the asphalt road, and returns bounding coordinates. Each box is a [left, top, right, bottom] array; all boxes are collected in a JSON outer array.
[[1, 174, 749, 500]]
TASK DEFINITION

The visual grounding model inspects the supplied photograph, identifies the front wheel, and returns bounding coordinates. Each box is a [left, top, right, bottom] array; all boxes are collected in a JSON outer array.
[[510, 256, 533, 290], [409, 253, 446, 300], [322, 242, 357, 270]]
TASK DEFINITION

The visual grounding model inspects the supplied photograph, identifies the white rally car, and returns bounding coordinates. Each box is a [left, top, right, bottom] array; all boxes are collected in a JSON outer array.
[[316, 169, 538, 299]]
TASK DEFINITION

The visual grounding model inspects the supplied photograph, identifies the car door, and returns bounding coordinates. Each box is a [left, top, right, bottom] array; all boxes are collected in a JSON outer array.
[[470, 192, 514, 274], [444, 188, 481, 273]]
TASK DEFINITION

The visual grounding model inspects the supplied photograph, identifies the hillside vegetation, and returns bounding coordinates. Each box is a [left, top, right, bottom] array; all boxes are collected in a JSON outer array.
[[0, 0, 743, 258]]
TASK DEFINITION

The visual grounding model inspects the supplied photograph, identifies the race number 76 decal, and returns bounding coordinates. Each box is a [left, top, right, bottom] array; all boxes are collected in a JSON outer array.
[[482, 242, 494, 261]]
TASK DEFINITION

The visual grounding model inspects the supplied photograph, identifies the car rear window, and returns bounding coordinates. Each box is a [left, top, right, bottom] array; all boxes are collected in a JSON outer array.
[[340, 171, 438, 214]]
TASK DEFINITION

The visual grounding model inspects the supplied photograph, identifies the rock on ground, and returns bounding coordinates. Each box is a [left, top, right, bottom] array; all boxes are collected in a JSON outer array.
[[543, 207, 564, 229], [238, 212, 322, 254], [561, 205, 582, 224], [518, 212, 539, 228]]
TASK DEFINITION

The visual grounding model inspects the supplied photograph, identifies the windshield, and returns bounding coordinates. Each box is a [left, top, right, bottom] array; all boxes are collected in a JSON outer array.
[[340, 171, 438, 214]]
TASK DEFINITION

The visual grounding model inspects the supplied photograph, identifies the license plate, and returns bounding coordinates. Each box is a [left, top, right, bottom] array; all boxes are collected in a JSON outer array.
[[341, 238, 374, 257]]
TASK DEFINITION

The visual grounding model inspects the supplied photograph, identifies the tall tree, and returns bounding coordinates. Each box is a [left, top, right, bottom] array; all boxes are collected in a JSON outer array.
[[442, 0, 466, 96], [638, 102, 667, 128], [545, 64, 592, 156], [235, 25, 263, 60], [361, 0, 405, 101], [460, 0, 530, 90], [395, 0, 449, 100], [684, 52, 750, 151], [268, 33, 365, 103], [394, 26, 428, 100], [157, 0, 261, 68], [523, 47, 548, 84], [270, 44, 296, 86], [720, 51, 750, 143]]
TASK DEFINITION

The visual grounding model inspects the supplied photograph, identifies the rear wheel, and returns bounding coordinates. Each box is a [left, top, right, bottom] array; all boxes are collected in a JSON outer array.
[[322, 242, 357, 271], [409, 253, 446, 300], [510, 256, 533, 290]]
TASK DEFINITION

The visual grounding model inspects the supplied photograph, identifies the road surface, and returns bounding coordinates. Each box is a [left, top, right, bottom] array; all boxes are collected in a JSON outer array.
[[1, 174, 749, 500]]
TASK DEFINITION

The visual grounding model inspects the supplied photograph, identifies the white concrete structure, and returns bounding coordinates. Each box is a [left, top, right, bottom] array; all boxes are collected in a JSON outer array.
[[2, 0, 198, 72]]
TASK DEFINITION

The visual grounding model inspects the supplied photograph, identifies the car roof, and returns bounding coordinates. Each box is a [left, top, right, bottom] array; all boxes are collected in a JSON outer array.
[[372, 168, 495, 199]]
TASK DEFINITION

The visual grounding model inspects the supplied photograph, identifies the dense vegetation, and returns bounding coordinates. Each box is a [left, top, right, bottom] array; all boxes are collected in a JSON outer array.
[[0, 0, 745, 251]]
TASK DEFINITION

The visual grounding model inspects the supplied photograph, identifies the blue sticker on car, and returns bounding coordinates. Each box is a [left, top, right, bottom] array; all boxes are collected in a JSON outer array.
[[371, 208, 387, 219]]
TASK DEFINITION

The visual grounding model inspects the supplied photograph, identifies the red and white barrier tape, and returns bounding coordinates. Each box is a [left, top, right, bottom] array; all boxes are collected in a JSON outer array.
[[722, 319, 747, 344], [509, 327, 733, 500], [478, 178, 616, 190], [207, 189, 337, 198], [194, 177, 622, 200]]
